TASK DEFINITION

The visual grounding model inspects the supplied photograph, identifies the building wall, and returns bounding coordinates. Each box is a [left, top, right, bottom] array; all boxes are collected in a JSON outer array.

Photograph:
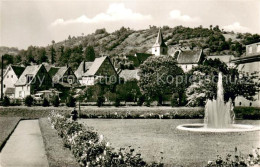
[[152, 46, 167, 56], [96, 58, 117, 77], [15, 85, 31, 99], [235, 61, 260, 107], [3, 68, 19, 95], [179, 64, 198, 73], [81, 76, 95, 86], [246, 42, 260, 56]]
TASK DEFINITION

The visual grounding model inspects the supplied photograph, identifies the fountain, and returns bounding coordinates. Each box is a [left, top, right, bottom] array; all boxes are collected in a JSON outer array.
[[177, 72, 260, 132]]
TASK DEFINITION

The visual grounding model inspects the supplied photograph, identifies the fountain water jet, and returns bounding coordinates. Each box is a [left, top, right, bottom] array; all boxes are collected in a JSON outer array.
[[177, 72, 260, 132]]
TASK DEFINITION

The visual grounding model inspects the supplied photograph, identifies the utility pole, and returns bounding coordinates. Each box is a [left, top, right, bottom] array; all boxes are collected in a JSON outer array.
[[1, 56, 3, 101]]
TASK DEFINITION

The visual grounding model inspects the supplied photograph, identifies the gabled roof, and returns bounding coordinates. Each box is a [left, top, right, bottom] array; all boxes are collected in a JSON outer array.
[[119, 69, 140, 81], [15, 64, 44, 86], [177, 50, 202, 64], [75, 61, 93, 79], [83, 56, 108, 76], [48, 66, 69, 82], [3, 65, 25, 79], [153, 28, 167, 47], [207, 55, 235, 64]]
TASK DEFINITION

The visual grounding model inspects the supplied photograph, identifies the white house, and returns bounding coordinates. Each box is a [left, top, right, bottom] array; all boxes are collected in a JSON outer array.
[[231, 42, 260, 107], [2, 65, 25, 98], [81, 56, 118, 86], [14, 64, 52, 99], [75, 61, 93, 84], [175, 49, 203, 72]]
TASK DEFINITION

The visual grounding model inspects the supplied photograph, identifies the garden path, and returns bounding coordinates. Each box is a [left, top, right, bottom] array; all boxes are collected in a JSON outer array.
[[0, 120, 49, 167]]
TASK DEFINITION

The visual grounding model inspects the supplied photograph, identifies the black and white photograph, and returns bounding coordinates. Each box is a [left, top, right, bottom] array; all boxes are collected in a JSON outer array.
[[0, 0, 260, 166]]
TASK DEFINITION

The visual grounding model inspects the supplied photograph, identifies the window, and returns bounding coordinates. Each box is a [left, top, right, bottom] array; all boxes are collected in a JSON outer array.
[[11, 75, 13, 78], [3, 84, 6, 88], [239, 102, 242, 106], [248, 46, 252, 53], [257, 45, 260, 52], [249, 102, 252, 106], [19, 91, 22, 97], [7, 75, 9, 78]]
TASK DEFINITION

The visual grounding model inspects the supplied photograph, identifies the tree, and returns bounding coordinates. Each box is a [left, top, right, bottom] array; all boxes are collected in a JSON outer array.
[[42, 98, 50, 107], [84, 46, 95, 61], [138, 56, 184, 105], [50, 45, 56, 64], [2, 96, 10, 106], [186, 59, 260, 106], [51, 95, 60, 107], [66, 96, 76, 107], [25, 95, 34, 107], [97, 96, 105, 107], [116, 79, 141, 102]]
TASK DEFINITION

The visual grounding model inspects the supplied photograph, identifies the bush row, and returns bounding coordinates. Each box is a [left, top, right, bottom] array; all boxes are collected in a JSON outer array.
[[49, 111, 163, 167]]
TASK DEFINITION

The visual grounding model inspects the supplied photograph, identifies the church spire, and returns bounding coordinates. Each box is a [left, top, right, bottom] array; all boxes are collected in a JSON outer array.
[[153, 28, 167, 47], [152, 28, 168, 56]]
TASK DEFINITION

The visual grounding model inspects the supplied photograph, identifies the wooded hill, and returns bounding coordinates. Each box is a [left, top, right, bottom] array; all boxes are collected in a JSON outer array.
[[1, 25, 260, 69]]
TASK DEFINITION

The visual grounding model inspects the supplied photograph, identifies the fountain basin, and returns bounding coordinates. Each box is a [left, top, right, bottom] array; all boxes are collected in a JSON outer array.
[[177, 124, 260, 132]]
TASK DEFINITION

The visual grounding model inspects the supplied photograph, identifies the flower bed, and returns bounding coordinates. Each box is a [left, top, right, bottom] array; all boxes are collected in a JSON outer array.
[[49, 111, 164, 167], [207, 148, 260, 167]]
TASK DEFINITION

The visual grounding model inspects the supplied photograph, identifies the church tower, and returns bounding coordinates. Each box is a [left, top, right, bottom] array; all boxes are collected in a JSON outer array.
[[152, 28, 167, 56]]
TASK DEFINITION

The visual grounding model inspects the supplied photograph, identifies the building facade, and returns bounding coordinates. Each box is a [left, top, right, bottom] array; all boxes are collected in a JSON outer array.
[[231, 42, 260, 107]]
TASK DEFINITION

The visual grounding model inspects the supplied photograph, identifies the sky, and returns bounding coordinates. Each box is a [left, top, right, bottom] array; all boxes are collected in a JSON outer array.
[[0, 0, 260, 49]]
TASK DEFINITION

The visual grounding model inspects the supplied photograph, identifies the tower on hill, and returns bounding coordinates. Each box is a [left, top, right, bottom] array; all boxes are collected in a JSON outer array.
[[152, 28, 168, 56]]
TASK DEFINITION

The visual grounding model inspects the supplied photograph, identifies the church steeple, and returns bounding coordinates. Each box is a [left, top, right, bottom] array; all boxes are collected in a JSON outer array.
[[152, 28, 167, 56], [153, 28, 167, 47]]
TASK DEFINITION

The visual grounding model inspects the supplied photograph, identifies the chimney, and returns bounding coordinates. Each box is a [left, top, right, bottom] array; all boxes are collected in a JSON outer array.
[[83, 61, 86, 72]]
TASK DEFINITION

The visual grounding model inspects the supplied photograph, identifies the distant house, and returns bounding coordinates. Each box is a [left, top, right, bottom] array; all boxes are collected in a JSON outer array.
[[75, 61, 93, 84], [207, 55, 235, 67], [81, 56, 118, 86], [2, 65, 25, 98], [175, 49, 204, 72], [119, 69, 140, 81], [14, 64, 52, 99], [231, 42, 260, 107], [48, 66, 77, 86]]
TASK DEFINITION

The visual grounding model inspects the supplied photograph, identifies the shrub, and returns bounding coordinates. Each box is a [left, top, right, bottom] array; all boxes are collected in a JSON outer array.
[[207, 147, 260, 167], [114, 97, 121, 107], [42, 98, 50, 107], [96, 96, 105, 107], [171, 96, 178, 107], [137, 95, 145, 106], [51, 96, 60, 107], [49, 111, 164, 167], [24, 95, 34, 107], [66, 96, 76, 107], [2, 96, 10, 106]]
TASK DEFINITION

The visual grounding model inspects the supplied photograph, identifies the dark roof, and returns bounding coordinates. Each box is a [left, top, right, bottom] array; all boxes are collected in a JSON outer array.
[[153, 28, 167, 47], [119, 69, 140, 81], [5, 88, 15, 94], [207, 55, 235, 64], [48, 67, 60, 78], [177, 50, 202, 64], [11, 65, 25, 78], [75, 61, 93, 79]]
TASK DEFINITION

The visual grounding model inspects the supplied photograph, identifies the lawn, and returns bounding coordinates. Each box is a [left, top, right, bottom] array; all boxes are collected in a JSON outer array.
[[0, 117, 20, 151], [79, 119, 260, 167], [39, 118, 79, 167]]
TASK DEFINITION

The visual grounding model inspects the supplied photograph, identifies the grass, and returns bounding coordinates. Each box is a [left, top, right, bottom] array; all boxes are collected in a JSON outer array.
[[0, 117, 20, 151], [79, 119, 260, 167], [39, 118, 79, 167]]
